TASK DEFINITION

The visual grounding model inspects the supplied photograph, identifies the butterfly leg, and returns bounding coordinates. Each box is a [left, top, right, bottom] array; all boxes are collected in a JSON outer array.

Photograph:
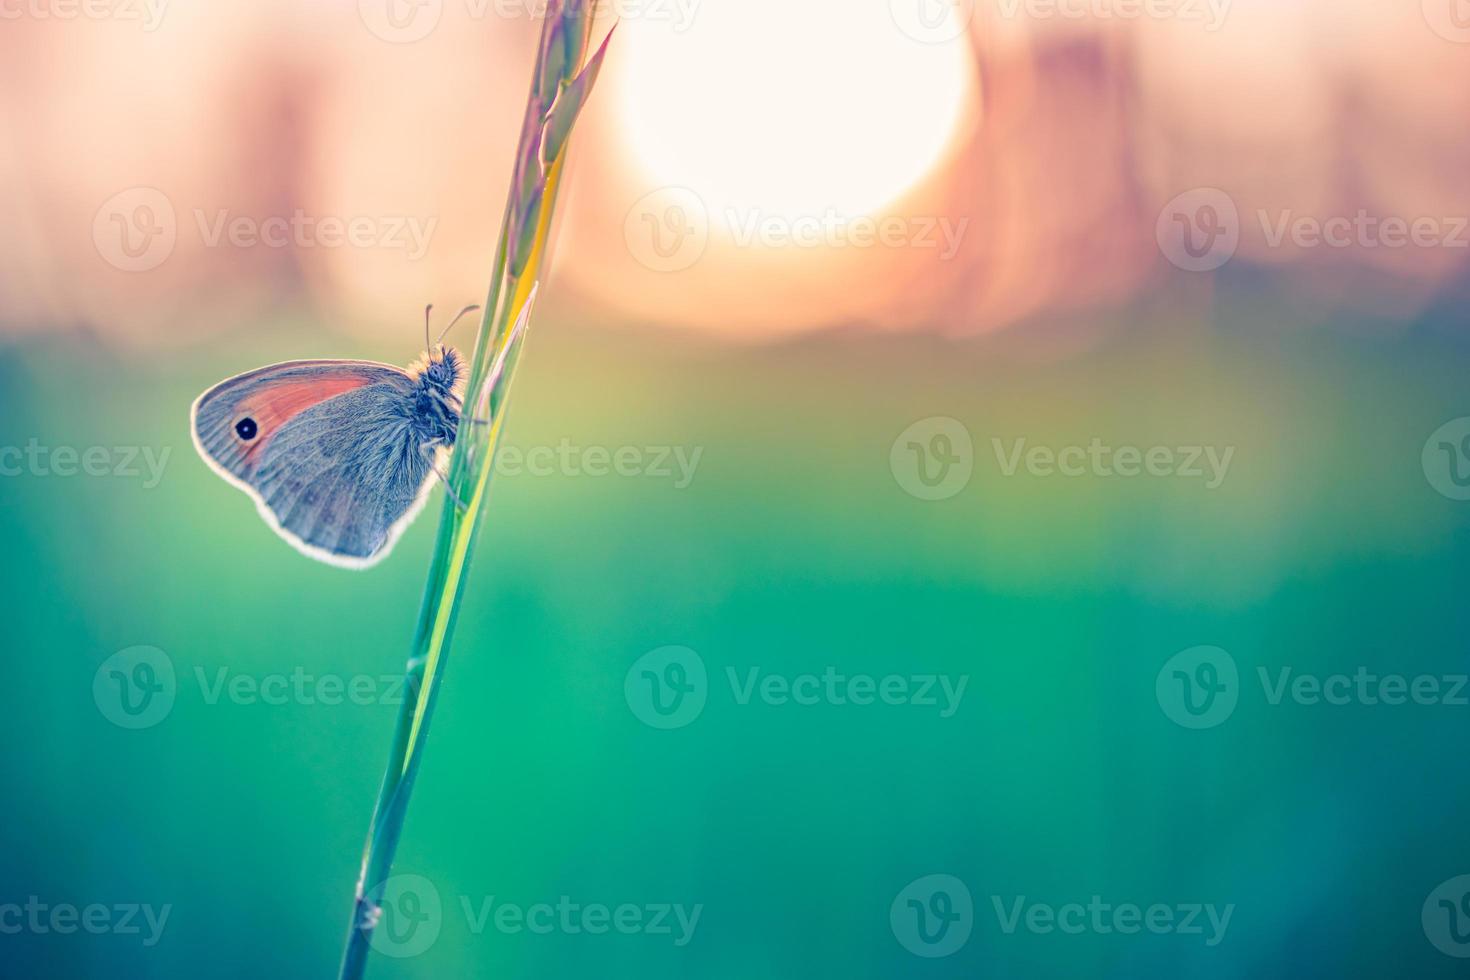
[[435, 466, 469, 512], [421, 443, 469, 513], [448, 395, 492, 428]]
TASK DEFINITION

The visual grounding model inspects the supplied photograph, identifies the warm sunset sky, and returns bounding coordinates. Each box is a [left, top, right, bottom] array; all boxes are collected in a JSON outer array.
[[2, 0, 1468, 346]]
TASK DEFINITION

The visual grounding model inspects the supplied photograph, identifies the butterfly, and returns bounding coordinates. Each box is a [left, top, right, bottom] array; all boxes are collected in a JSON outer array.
[[190, 296, 531, 569]]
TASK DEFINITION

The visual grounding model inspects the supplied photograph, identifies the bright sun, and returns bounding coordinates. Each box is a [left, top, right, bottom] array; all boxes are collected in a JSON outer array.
[[613, 0, 977, 222]]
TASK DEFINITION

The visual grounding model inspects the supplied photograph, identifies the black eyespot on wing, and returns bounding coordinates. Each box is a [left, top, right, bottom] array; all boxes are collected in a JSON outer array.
[[235, 417, 259, 441]]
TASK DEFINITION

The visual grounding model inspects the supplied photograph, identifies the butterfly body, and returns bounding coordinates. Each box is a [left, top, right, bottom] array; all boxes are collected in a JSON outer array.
[[190, 346, 466, 569]]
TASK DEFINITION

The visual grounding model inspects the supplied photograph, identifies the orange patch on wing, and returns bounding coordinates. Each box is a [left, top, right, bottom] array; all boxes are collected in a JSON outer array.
[[237, 375, 377, 463]]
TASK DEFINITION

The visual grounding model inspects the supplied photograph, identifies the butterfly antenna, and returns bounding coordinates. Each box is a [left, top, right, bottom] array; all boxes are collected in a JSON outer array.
[[434, 305, 482, 348], [423, 304, 435, 353]]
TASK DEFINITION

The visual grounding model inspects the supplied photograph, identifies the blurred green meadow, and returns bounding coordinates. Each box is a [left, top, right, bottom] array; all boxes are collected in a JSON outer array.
[[3, 291, 1470, 979]]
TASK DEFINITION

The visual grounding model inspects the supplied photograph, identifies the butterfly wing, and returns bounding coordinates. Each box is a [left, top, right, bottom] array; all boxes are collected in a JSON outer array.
[[191, 360, 406, 484], [191, 360, 438, 568]]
